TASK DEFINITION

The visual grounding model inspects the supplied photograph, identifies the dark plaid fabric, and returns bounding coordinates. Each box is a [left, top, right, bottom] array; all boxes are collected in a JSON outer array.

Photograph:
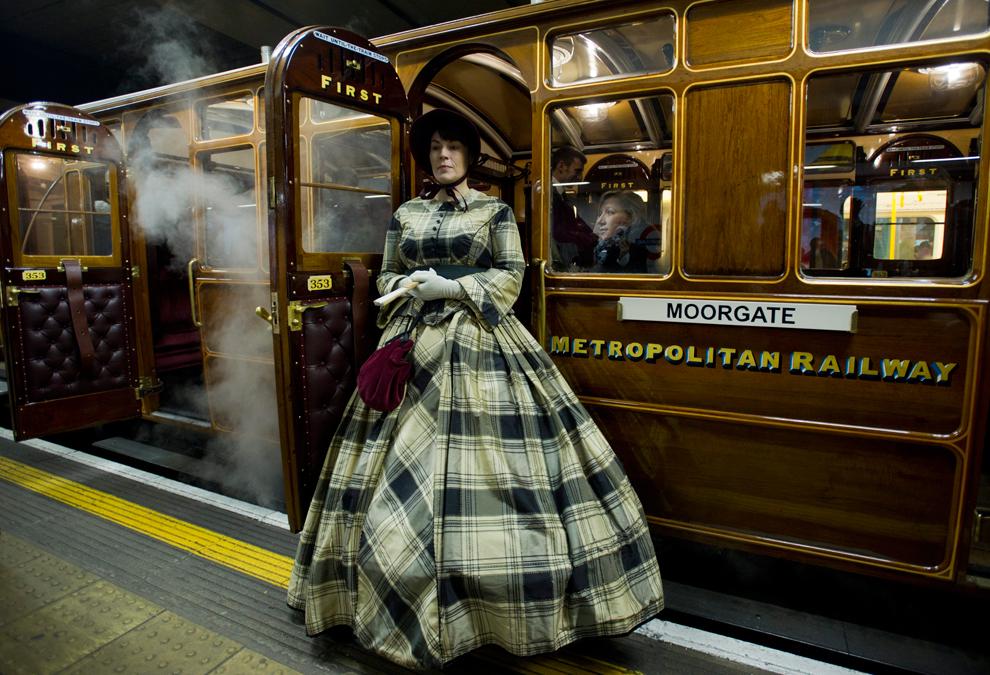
[[288, 191, 663, 668]]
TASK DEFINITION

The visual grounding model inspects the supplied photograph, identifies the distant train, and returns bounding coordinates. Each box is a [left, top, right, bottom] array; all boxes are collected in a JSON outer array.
[[1, 0, 988, 590]]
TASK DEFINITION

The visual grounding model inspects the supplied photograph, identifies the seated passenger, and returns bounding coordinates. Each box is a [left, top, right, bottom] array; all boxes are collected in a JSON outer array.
[[550, 146, 597, 270], [591, 190, 649, 273]]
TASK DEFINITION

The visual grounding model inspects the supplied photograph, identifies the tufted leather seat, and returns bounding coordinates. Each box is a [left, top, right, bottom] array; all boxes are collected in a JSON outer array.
[[19, 285, 131, 402], [299, 297, 355, 476]]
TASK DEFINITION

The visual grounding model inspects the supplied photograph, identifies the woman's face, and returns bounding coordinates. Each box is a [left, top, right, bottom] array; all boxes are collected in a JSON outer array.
[[430, 131, 469, 184], [595, 197, 632, 239]]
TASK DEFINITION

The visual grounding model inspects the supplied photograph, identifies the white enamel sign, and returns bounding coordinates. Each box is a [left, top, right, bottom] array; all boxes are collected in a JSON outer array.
[[618, 297, 858, 333]]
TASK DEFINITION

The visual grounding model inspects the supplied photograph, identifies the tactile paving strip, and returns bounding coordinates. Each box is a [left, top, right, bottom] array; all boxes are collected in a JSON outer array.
[[0, 578, 162, 675], [62, 611, 242, 675], [213, 649, 320, 674], [0, 534, 98, 628]]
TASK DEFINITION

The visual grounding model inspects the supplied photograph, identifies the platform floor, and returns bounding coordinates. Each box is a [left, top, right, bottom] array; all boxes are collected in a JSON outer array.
[[0, 432, 917, 675]]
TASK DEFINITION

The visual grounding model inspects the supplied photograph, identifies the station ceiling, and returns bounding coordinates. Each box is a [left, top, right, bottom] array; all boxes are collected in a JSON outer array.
[[0, 0, 528, 112]]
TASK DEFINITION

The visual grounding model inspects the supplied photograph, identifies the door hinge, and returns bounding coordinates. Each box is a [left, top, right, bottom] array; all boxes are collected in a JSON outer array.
[[131, 264, 140, 279], [135, 376, 164, 400], [271, 292, 280, 335], [287, 300, 329, 331], [268, 176, 276, 209]]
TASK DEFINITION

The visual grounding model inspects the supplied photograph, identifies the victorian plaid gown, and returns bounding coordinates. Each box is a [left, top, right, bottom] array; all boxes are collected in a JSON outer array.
[[287, 190, 663, 668]]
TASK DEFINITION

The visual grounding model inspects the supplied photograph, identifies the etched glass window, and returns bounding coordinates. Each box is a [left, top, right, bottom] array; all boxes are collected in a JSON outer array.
[[550, 15, 676, 86]]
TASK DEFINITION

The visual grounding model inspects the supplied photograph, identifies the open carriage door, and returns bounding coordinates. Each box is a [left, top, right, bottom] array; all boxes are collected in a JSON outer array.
[[265, 28, 409, 530], [0, 104, 144, 440]]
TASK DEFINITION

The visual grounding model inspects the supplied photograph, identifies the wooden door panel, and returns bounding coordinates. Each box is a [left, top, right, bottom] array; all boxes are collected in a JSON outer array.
[[593, 406, 957, 571], [267, 27, 409, 530], [0, 104, 143, 440]]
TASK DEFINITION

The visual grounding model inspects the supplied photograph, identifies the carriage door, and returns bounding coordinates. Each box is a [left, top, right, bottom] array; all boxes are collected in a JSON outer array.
[[0, 104, 143, 440], [265, 27, 409, 530]]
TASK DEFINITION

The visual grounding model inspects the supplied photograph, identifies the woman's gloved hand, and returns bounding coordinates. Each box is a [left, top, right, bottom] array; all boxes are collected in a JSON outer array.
[[407, 268, 466, 301]]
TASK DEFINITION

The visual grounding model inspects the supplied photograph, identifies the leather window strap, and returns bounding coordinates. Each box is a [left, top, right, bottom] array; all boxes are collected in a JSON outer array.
[[63, 259, 95, 373], [344, 261, 370, 371]]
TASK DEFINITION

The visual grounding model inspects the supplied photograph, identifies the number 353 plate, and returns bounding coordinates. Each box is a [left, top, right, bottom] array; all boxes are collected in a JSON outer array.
[[307, 275, 333, 291]]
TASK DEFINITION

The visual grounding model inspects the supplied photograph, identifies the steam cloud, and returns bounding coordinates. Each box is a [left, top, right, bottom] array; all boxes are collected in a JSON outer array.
[[119, 5, 283, 508], [117, 4, 220, 93]]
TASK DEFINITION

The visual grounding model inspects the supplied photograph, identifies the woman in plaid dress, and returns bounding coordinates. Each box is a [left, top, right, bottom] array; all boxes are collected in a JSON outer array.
[[288, 109, 663, 669]]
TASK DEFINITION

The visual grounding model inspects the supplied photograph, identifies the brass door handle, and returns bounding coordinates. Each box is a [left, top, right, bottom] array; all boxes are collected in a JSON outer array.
[[187, 258, 203, 328], [4, 286, 42, 307], [255, 306, 274, 326], [532, 257, 547, 348], [287, 300, 329, 331]]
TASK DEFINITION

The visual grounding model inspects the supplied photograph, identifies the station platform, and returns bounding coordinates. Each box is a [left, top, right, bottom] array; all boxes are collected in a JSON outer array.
[[0, 431, 965, 675]]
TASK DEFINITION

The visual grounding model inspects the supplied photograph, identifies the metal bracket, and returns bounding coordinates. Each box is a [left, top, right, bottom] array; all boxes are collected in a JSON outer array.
[[341, 258, 371, 278], [57, 258, 88, 272], [135, 376, 164, 400], [287, 300, 329, 331], [131, 264, 141, 279]]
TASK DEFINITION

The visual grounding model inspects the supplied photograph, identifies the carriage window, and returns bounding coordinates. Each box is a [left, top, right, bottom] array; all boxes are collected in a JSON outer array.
[[11, 153, 116, 262], [104, 120, 122, 148], [298, 97, 392, 253], [198, 93, 254, 140], [199, 147, 258, 270], [550, 15, 676, 86], [548, 94, 673, 275], [802, 63, 982, 279], [257, 89, 265, 132], [808, 0, 990, 53]]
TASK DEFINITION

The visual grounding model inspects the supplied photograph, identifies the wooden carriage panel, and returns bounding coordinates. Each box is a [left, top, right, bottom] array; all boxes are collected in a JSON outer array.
[[686, 0, 793, 68], [548, 294, 973, 436], [198, 281, 273, 361], [592, 407, 958, 572], [683, 80, 791, 277]]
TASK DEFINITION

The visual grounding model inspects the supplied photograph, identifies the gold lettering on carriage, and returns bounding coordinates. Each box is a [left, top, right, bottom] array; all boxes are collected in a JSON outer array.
[[321, 75, 382, 104], [549, 336, 957, 387], [31, 138, 94, 154]]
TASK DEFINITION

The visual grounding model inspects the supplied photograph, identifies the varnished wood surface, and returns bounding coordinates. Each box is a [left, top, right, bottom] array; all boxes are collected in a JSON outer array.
[[0, 104, 142, 440], [267, 27, 409, 530], [687, 0, 793, 67], [198, 281, 274, 362], [683, 80, 791, 277], [592, 406, 957, 570], [16, 388, 141, 439], [203, 354, 278, 439], [549, 296, 972, 435]]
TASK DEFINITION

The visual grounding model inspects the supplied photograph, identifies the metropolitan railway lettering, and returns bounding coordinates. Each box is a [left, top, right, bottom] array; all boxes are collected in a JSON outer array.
[[549, 336, 957, 386]]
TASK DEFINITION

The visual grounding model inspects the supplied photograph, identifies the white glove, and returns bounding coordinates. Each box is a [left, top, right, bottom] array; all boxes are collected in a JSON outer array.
[[407, 268, 466, 301]]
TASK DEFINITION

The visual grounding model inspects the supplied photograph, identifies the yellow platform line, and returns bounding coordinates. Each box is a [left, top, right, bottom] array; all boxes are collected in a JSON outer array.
[[0, 456, 293, 588], [0, 456, 645, 675]]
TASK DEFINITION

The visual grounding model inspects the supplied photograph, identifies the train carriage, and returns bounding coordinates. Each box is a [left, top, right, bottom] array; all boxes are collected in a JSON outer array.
[[0, 0, 988, 593]]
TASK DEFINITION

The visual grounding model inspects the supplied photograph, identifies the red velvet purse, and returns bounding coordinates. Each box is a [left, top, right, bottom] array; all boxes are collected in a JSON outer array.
[[356, 337, 415, 412]]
